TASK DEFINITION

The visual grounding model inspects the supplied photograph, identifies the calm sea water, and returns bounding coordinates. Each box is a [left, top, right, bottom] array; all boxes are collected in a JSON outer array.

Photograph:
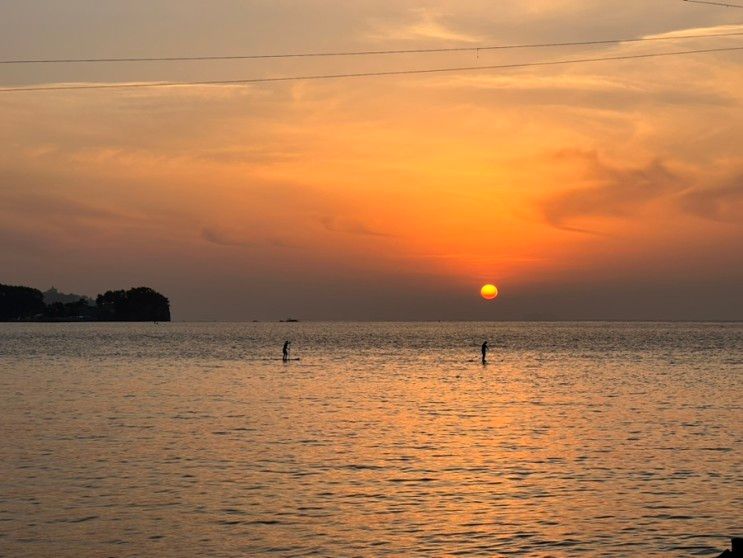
[[0, 322, 740, 557]]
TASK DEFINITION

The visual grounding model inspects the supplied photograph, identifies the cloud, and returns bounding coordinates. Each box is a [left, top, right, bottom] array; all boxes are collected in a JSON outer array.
[[201, 227, 253, 248], [420, 72, 735, 109], [0, 225, 52, 255], [368, 9, 479, 43], [0, 182, 151, 244], [542, 152, 686, 232], [678, 176, 743, 223], [644, 23, 743, 39], [319, 216, 393, 237]]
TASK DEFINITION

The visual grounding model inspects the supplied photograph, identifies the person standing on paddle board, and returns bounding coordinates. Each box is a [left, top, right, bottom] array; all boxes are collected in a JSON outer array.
[[481, 341, 489, 364], [282, 340, 291, 362]]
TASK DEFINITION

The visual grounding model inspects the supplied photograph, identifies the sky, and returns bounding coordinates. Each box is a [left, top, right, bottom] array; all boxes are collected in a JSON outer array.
[[1, 0, 742, 321]]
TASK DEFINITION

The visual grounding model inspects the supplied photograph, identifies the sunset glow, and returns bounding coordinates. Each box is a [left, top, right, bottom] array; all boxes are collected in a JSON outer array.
[[0, 1, 741, 320]]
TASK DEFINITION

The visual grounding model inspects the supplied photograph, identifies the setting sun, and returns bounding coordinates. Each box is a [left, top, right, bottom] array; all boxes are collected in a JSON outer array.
[[480, 284, 499, 301]]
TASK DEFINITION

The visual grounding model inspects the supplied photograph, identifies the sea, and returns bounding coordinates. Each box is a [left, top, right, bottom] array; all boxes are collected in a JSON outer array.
[[0, 322, 740, 557]]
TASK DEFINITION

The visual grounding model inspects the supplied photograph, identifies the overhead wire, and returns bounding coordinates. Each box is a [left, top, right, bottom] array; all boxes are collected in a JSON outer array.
[[1, 45, 741, 93], [681, 0, 743, 8], [0, 30, 742, 65]]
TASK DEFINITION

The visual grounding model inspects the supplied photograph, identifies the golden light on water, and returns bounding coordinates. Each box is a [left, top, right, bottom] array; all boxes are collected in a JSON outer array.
[[480, 284, 499, 301]]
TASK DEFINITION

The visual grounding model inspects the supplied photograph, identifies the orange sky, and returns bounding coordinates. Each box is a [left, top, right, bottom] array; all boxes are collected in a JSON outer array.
[[1, 1, 741, 319]]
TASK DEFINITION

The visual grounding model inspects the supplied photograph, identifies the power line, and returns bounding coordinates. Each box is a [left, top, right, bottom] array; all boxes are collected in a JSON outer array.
[[682, 0, 743, 7], [1, 31, 743, 65], [1, 46, 741, 93]]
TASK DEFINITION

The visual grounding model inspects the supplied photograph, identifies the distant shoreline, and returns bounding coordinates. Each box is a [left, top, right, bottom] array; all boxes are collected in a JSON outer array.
[[4, 319, 740, 324], [1, 284, 171, 322]]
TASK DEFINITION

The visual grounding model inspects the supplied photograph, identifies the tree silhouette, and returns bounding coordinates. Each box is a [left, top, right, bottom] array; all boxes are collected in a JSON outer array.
[[1, 283, 170, 321], [96, 287, 170, 321], [0, 284, 46, 320]]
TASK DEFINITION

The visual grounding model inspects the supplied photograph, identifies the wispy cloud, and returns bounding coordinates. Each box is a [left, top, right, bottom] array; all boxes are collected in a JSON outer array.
[[319, 216, 393, 237], [368, 9, 479, 43], [644, 23, 743, 39], [542, 152, 686, 233], [0, 184, 145, 225], [678, 176, 743, 223], [201, 227, 253, 248]]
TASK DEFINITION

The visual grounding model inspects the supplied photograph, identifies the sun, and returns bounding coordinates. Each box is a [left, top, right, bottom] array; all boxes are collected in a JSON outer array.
[[480, 284, 499, 300]]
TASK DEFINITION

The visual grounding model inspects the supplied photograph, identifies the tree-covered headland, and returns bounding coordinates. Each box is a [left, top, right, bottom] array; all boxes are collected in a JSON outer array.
[[0, 284, 171, 322]]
